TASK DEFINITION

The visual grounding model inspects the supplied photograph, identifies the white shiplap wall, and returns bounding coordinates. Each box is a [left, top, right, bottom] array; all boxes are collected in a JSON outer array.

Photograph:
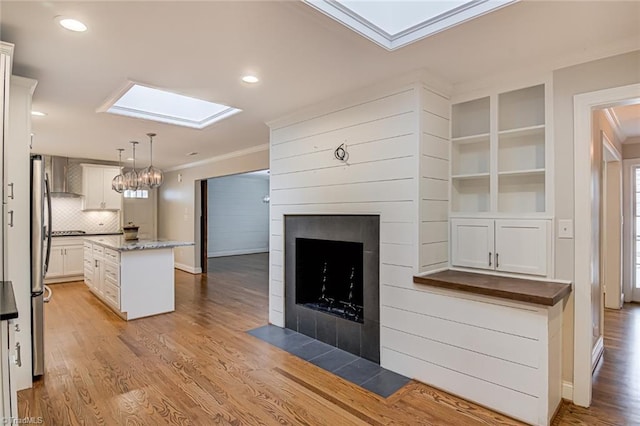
[[268, 79, 452, 379]]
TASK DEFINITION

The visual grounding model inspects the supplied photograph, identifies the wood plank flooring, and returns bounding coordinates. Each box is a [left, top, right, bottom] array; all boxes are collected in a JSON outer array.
[[17, 254, 638, 425]]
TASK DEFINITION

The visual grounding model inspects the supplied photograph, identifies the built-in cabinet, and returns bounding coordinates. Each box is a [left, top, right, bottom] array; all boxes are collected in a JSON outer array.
[[45, 237, 84, 283], [451, 218, 550, 276], [451, 84, 549, 214], [450, 83, 553, 278], [81, 165, 121, 210], [83, 241, 120, 312]]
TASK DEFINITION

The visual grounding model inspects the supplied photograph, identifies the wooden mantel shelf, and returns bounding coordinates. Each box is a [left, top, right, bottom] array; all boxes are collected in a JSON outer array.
[[413, 270, 572, 306]]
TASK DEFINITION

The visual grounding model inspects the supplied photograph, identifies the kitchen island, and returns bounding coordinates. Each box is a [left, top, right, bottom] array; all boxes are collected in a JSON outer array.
[[83, 236, 194, 320]]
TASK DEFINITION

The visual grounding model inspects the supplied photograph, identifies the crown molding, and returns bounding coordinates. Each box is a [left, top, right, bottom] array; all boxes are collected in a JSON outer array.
[[603, 107, 627, 143]]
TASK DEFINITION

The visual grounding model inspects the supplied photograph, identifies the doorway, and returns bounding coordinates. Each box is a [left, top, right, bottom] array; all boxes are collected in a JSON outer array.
[[199, 170, 270, 273], [574, 83, 640, 407]]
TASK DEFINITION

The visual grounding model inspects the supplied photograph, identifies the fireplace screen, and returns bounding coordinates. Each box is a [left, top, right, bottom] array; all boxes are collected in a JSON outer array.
[[295, 237, 364, 323]]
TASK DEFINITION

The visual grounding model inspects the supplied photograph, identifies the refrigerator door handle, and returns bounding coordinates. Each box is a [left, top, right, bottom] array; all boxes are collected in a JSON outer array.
[[44, 175, 52, 275]]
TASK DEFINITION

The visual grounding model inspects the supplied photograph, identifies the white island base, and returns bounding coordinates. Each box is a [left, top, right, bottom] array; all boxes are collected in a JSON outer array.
[[83, 236, 194, 320], [120, 248, 175, 320]]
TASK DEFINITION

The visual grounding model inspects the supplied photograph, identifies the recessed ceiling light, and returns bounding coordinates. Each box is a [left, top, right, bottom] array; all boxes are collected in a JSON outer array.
[[126, 157, 134, 161], [242, 75, 259, 84], [57, 17, 88, 32], [31, 111, 47, 117], [98, 82, 242, 129]]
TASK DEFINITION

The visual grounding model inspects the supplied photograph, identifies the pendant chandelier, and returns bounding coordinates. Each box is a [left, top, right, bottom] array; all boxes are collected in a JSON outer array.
[[140, 132, 163, 188], [111, 148, 126, 193], [123, 141, 140, 191]]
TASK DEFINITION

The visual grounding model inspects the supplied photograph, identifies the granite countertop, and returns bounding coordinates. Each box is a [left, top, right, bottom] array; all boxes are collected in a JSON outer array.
[[84, 236, 194, 252], [0, 281, 18, 320], [52, 232, 123, 238], [413, 270, 572, 306]]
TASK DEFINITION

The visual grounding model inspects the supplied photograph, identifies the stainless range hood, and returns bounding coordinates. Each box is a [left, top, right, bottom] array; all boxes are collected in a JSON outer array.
[[46, 156, 82, 197]]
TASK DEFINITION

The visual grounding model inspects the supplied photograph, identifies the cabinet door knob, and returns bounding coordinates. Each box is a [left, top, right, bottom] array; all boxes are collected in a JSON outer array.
[[496, 253, 500, 268]]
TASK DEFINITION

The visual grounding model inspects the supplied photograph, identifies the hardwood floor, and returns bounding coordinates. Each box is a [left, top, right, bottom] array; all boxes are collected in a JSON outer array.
[[17, 254, 638, 425]]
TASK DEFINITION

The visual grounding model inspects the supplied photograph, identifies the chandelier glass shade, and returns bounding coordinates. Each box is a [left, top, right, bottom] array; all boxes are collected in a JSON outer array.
[[140, 133, 164, 188], [123, 141, 140, 191], [111, 148, 126, 193]]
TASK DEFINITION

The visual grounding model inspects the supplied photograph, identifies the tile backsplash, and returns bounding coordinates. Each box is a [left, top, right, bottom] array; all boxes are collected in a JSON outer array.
[[51, 197, 120, 233]]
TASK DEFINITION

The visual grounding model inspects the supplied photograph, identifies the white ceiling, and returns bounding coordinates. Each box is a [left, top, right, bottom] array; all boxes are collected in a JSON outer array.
[[1, 1, 638, 169], [610, 104, 640, 142]]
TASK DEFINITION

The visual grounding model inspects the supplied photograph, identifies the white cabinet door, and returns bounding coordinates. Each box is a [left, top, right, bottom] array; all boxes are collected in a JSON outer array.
[[102, 167, 122, 210], [495, 220, 549, 276], [451, 218, 495, 270], [82, 166, 104, 210], [63, 245, 84, 276], [45, 247, 65, 278]]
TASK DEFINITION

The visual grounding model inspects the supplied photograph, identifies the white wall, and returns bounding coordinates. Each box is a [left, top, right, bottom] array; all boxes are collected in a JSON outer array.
[[157, 147, 269, 273], [207, 174, 269, 257], [552, 50, 640, 387], [268, 74, 452, 381]]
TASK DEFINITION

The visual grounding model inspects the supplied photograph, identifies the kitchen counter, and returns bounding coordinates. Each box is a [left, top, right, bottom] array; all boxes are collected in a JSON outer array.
[[84, 236, 194, 252], [52, 232, 123, 238], [0, 281, 18, 321]]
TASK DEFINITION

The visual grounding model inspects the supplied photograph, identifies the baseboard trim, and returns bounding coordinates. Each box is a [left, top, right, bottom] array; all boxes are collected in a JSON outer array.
[[44, 275, 84, 284], [208, 248, 268, 258], [562, 380, 574, 400], [175, 263, 202, 274]]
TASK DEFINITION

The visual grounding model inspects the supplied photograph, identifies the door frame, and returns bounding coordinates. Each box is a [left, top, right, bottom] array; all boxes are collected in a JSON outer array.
[[200, 179, 208, 274], [573, 82, 640, 407], [623, 158, 640, 302]]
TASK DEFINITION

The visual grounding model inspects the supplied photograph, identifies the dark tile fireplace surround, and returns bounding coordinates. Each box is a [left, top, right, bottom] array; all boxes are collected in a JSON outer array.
[[284, 215, 380, 363]]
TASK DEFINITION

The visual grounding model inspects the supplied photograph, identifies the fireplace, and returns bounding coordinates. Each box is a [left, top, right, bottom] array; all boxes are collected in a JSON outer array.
[[296, 238, 364, 323], [285, 215, 380, 363]]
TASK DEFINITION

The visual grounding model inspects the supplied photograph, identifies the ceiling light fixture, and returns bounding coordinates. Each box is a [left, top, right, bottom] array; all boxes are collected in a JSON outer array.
[[140, 133, 163, 188], [31, 111, 47, 116], [111, 149, 126, 193], [57, 17, 88, 32], [242, 75, 259, 84], [123, 141, 140, 191]]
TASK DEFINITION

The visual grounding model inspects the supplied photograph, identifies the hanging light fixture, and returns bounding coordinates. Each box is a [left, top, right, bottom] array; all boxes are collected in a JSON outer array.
[[123, 141, 140, 191], [111, 148, 126, 193], [140, 132, 163, 188]]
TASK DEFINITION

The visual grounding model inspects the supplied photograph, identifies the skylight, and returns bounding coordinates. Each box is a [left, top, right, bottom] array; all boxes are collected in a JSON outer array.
[[99, 83, 241, 129], [304, 0, 518, 50]]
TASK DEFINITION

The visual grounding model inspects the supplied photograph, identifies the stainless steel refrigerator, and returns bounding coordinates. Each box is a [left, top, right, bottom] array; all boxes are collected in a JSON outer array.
[[30, 154, 51, 377]]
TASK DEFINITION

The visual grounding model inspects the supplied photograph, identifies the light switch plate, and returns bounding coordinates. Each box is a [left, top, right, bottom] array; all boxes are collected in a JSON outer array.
[[558, 219, 573, 239]]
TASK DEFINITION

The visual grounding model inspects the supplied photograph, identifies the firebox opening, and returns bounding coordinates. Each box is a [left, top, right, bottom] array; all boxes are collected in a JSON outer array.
[[295, 237, 364, 323]]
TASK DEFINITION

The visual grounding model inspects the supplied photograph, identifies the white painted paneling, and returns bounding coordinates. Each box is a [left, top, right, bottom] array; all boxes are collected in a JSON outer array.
[[208, 175, 269, 257], [380, 222, 415, 245], [270, 250, 283, 267], [270, 201, 415, 223], [380, 264, 415, 285], [421, 134, 449, 160], [382, 327, 539, 396], [421, 110, 450, 139], [382, 348, 538, 425], [421, 156, 449, 179], [422, 87, 450, 119], [382, 285, 541, 339], [420, 221, 448, 243], [420, 241, 448, 267], [380, 243, 414, 267], [271, 89, 416, 143], [273, 179, 415, 205], [421, 200, 448, 221], [383, 306, 539, 368], [272, 112, 415, 160], [271, 280, 284, 297], [271, 156, 415, 190], [420, 178, 448, 200]]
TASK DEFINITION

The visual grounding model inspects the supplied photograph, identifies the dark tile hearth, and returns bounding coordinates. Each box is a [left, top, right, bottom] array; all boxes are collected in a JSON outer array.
[[248, 325, 410, 398]]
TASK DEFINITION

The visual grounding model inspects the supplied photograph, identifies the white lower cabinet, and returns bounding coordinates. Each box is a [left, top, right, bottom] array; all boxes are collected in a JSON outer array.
[[0, 319, 17, 420], [84, 242, 120, 312], [45, 237, 84, 283], [451, 218, 550, 276]]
